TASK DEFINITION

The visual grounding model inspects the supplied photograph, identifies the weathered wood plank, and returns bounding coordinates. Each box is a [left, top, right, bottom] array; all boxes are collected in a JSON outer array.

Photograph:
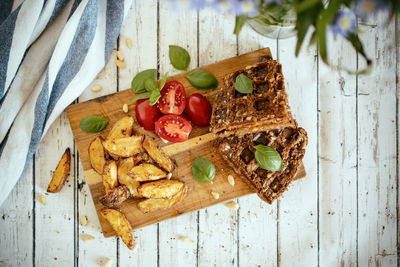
[[197, 8, 239, 267], [397, 14, 399, 267], [157, 2, 198, 266], [34, 112, 75, 266], [357, 13, 397, 266], [118, 1, 158, 265], [0, 165, 33, 267], [318, 32, 358, 266], [77, 49, 118, 266], [237, 24, 279, 267], [278, 34, 318, 266]]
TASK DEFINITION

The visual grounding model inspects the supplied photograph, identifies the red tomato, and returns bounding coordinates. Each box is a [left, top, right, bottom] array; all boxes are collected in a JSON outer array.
[[135, 98, 161, 131], [155, 115, 192, 143], [185, 93, 212, 127], [158, 81, 186, 115]]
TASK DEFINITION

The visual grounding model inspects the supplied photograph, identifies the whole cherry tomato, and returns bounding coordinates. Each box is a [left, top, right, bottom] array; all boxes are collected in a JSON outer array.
[[185, 93, 212, 127], [158, 81, 186, 115], [155, 115, 192, 143], [135, 98, 161, 131]]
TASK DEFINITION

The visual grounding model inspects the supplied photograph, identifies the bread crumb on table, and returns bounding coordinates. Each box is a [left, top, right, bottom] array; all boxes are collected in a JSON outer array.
[[91, 85, 102, 93], [39, 194, 46, 205], [125, 38, 132, 49], [227, 174, 235, 187], [177, 235, 194, 243], [211, 191, 220, 200], [224, 201, 239, 210], [79, 215, 88, 226], [81, 234, 95, 241]]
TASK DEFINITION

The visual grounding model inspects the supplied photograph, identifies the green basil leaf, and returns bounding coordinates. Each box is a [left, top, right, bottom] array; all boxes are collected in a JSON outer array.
[[191, 157, 216, 183], [131, 92, 150, 102], [169, 45, 190, 70], [149, 90, 161, 106], [79, 116, 108, 133], [144, 78, 158, 92], [254, 145, 282, 172], [185, 70, 218, 90], [131, 69, 157, 93], [234, 74, 253, 94], [159, 72, 169, 90]]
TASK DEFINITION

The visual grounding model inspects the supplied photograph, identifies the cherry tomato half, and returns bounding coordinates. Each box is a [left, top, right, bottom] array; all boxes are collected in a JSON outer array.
[[135, 98, 162, 131], [155, 115, 192, 143], [158, 81, 186, 115], [184, 93, 212, 127]]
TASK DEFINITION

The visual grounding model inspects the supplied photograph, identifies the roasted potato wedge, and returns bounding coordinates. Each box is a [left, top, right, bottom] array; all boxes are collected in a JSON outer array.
[[89, 137, 107, 174], [101, 209, 135, 250], [138, 179, 184, 199], [143, 136, 174, 173], [103, 161, 119, 194], [138, 184, 187, 213], [129, 163, 167, 182], [100, 185, 131, 207], [118, 157, 140, 197], [102, 136, 143, 157], [107, 116, 134, 140], [47, 148, 71, 193]]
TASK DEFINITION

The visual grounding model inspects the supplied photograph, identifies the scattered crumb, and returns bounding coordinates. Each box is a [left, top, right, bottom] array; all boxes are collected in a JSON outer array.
[[81, 234, 95, 241], [122, 104, 128, 113], [224, 201, 239, 210], [39, 194, 46, 205], [125, 38, 132, 49], [91, 85, 102, 93], [227, 174, 235, 187], [115, 59, 126, 69], [116, 50, 124, 61], [102, 257, 112, 267], [275, 218, 279, 222], [211, 191, 220, 200], [80, 215, 88, 226], [177, 235, 194, 243], [166, 173, 172, 180]]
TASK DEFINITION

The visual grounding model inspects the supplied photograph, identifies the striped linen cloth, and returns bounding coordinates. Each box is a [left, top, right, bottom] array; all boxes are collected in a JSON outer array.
[[0, 0, 132, 206]]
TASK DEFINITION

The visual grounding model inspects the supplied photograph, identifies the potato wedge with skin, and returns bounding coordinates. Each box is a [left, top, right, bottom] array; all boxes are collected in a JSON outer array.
[[101, 209, 135, 250], [138, 184, 187, 213], [143, 137, 174, 173], [100, 185, 131, 207], [47, 148, 71, 193], [118, 158, 140, 197], [103, 161, 118, 195], [129, 163, 167, 182], [102, 136, 143, 157], [138, 179, 184, 199], [89, 137, 107, 174], [107, 116, 134, 140]]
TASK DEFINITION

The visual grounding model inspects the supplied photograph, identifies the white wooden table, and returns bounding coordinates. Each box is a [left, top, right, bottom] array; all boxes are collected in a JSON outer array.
[[1, 2, 399, 266]]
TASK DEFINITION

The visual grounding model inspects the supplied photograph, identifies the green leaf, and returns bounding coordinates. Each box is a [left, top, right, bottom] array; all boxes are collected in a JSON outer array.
[[79, 116, 108, 133], [131, 69, 157, 93], [131, 92, 150, 102], [234, 74, 253, 94], [169, 45, 190, 70], [234, 15, 248, 35], [144, 78, 158, 92], [191, 157, 216, 183], [149, 90, 161, 106], [254, 145, 282, 172], [185, 69, 218, 90], [159, 72, 169, 90]]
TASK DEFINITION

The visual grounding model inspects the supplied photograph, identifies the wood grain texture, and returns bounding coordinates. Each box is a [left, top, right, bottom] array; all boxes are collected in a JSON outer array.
[[318, 32, 357, 266], [357, 14, 398, 266], [237, 24, 279, 267], [66, 47, 305, 238]]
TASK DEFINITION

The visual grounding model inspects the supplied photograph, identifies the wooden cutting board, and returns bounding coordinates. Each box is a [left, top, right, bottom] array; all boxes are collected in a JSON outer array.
[[66, 48, 306, 237]]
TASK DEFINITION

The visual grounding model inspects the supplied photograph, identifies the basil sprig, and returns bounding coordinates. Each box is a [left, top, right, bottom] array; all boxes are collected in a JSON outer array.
[[131, 69, 157, 93], [79, 116, 108, 133], [169, 45, 190, 70], [131, 71, 169, 105], [234, 74, 253, 94], [192, 157, 216, 183], [185, 69, 218, 90], [254, 145, 282, 171]]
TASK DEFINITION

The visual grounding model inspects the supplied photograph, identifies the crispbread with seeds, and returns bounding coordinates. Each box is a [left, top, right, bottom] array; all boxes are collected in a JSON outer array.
[[217, 126, 307, 204], [210, 60, 295, 136]]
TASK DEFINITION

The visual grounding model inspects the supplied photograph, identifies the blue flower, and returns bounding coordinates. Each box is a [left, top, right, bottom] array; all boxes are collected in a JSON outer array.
[[330, 9, 357, 37], [234, 0, 258, 16], [354, 0, 389, 19]]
